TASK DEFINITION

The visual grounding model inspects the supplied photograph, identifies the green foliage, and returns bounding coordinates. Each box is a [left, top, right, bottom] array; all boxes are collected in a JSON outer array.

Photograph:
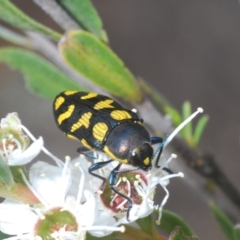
[[86, 212, 197, 240], [0, 0, 61, 41], [0, 230, 11, 239], [152, 96, 206, 146], [0, 25, 33, 47], [234, 227, 240, 240], [156, 210, 196, 238], [164, 105, 182, 126], [136, 214, 159, 237], [210, 202, 240, 240], [168, 226, 198, 240], [0, 48, 87, 100], [180, 101, 209, 147], [10, 166, 27, 185], [0, 2, 214, 239], [193, 115, 209, 146], [181, 102, 193, 141], [140, 81, 208, 146], [57, 0, 107, 41], [59, 30, 142, 102], [0, 154, 14, 187]]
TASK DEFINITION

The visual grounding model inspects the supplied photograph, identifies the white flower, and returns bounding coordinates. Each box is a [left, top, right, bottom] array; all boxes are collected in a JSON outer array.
[[0, 200, 38, 237], [0, 107, 203, 239], [78, 108, 203, 225], [69, 155, 121, 237], [0, 113, 43, 166], [0, 160, 77, 239], [0, 159, 124, 239], [29, 161, 71, 206], [6, 137, 43, 166], [86, 152, 183, 226]]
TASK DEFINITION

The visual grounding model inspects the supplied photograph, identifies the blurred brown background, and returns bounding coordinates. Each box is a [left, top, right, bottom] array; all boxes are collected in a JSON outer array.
[[1, 1, 240, 239]]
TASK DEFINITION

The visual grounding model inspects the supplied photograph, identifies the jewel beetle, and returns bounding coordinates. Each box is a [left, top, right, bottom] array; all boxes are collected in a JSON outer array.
[[53, 91, 167, 220]]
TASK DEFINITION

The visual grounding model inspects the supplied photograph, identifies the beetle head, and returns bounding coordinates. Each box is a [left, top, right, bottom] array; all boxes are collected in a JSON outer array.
[[129, 143, 153, 171]]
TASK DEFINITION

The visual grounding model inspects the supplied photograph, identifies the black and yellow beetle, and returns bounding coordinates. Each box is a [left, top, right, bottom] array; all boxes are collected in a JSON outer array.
[[53, 91, 168, 220]]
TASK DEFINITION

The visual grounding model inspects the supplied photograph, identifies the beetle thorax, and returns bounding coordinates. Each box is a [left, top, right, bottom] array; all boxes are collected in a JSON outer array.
[[103, 122, 152, 169]]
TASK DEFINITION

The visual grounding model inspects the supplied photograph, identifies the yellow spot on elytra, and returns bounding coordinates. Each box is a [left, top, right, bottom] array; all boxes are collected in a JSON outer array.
[[94, 99, 114, 110], [92, 122, 108, 141], [66, 134, 78, 141], [64, 90, 78, 95], [81, 139, 91, 149], [81, 92, 98, 99], [110, 110, 132, 120], [103, 146, 128, 164], [71, 112, 92, 132], [57, 105, 75, 125], [143, 157, 150, 166], [54, 96, 65, 110]]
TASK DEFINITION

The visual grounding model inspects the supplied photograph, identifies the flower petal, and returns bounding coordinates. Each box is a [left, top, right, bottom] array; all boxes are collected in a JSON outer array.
[[29, 161, 71, 206], [8, 137, 43, 165], [91, 211, 117, 237], [77, 190, 97, 227], [0, 112, 21, 130], [0, 199, 37, 235]]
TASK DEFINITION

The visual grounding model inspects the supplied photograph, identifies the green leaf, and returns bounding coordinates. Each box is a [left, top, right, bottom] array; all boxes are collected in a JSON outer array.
[[193, 115, 209, 146], [233, 225, 240, 240], [164, 106, 182, 126], [0, 47, 87, 100], [0, 0, 61, 41], [139, 80, 182, 125], [136, 214, 159, 237], [155, 210, 195, 237], [0, 230, 11, 239], [168, 226, 198, 240], [57, 0, 107, 42], [10, 166, 28, 185], [181, 101, 192, 141], [59, 30, 142, 103], [0, 25, 33, 47], [210, 202, 235, 240], [0, 154, 14, 187]]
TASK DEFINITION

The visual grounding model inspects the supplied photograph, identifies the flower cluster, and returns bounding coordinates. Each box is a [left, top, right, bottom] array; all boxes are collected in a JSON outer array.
[[0, 109, 202, 239]]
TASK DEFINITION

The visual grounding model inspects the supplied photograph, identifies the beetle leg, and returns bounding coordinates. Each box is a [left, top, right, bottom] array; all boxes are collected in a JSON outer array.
[[153, 136, 173, 174], [154, 143, 164, 168], [150, 136, 163, 145], [162, 167, 173, 174], [150, 136, 164, 168], [109, 163, 134, 222], [88, 159, 114, 190], [77, 147, 99, 160], [77, 146, 90, 153], [155, 146, 173, 173]]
